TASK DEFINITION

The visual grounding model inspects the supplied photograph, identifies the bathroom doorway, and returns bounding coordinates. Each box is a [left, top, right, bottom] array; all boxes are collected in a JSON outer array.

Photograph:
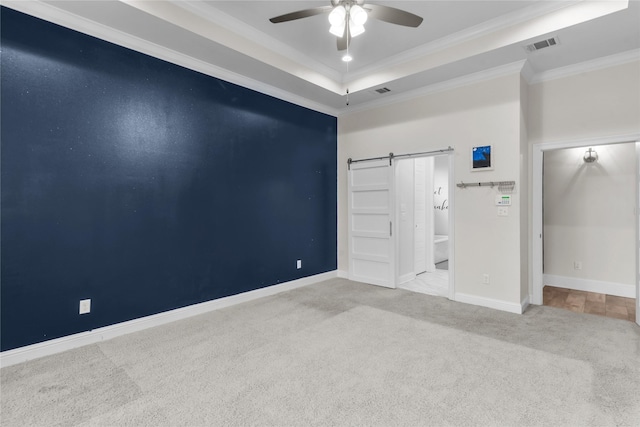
[[395, 154, 451, 297]]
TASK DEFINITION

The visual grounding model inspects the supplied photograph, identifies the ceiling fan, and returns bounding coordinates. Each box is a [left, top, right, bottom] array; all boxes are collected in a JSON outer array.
[[269, 0, 423, 51]]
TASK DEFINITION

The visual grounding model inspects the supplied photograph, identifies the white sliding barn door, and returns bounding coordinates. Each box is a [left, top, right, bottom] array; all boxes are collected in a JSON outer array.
[[348, 159, 396, 288]]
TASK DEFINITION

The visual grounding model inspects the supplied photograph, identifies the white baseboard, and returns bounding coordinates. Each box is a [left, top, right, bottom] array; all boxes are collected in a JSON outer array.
[[0, 271, 337, 368], [337, 270, 349, 279], [544, 274, 635, 298], [521, 295, 531, 313], [455, 293, 524, 314]]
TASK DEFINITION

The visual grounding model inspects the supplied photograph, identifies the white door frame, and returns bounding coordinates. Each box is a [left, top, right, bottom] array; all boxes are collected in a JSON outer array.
[[636, 142, 640, 326], [531, 133, 640, 308], [392, 151, 456, 300], [448, 151, 456, 301], [395, 158, 418, 285]]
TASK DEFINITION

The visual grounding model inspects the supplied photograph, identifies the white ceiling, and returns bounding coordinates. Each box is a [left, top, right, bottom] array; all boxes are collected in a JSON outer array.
[[198, 1, 542, 73], [5, 0, 640, 115]]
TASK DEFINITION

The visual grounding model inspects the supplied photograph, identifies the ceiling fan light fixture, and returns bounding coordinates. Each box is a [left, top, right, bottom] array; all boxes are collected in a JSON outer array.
[[350, 5, 368, 26], [269, 1, 424, 52], [349, 20, 365, 37], [329, 22, 345, 37], [328, 5, 346, 26], [342, 54, 353, 62]]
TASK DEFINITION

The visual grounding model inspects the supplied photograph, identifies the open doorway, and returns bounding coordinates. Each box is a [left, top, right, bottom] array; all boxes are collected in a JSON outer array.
[[395, 154, 451, 297], [542, 142, 636, 321], [532, 137, 639, 326]]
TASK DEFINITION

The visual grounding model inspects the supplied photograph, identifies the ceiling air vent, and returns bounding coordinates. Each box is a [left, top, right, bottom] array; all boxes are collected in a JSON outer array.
[[524, 37, 559, 53], [374, 87, 391, 94]]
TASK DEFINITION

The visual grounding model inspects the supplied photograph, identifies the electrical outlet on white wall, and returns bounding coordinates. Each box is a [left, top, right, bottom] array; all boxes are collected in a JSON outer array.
[[574, 261, 583, 270]]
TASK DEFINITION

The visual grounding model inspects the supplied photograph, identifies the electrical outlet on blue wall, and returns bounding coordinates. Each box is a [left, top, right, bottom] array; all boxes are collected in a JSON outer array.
[[79, 299, 91, 315]]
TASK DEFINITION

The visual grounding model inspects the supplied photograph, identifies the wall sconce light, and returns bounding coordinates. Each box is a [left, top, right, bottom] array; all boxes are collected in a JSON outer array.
[[583, 147, 598, 163]]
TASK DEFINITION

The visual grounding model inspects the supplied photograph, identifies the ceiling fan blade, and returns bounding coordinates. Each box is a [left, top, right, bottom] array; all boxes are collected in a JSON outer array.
[[364, 4, 423, 28], [269, 6, 332, 23], [337, 24, 351, 51]]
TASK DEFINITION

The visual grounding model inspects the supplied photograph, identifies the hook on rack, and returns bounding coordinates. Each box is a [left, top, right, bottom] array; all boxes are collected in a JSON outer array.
[[456, 180, 516, 193]]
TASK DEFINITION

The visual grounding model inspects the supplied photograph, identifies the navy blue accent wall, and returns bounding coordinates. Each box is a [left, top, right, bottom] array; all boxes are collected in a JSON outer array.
[[1, 7, 337, 351]]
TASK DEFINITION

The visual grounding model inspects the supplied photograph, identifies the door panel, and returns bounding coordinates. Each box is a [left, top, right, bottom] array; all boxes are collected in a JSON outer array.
[[352, 190, 390, 209], [352, 237, 390, 257], [352, 213, 389, 232], [348, 159, 396, 288], [351, 166, 389, 186]]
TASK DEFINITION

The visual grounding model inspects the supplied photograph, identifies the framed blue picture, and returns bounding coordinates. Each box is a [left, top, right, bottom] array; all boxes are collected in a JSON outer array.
[[471, 145, 492, 171]]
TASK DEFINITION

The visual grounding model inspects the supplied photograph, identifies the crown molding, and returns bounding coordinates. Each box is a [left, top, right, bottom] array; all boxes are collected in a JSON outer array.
[[339, 60, 527, 116], [2, 0, 341, 117], [341, 48, 640, 115], [171, 0, 571, 87], [529, 48, 640, 84], [3, 1, 636, 119], [343, 0, 630, 95], [119, 0, 344, 94], [173, 0, 343, 84], [345, 0, 580, 82]]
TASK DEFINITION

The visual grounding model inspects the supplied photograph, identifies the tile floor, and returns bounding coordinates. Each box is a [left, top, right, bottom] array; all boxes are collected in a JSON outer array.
[[398, 270, 449, 297], [543, 286, 637, 322]]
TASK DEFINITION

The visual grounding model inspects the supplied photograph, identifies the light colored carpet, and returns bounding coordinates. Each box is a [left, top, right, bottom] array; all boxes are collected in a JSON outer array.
[[1, 278, 639, 426]]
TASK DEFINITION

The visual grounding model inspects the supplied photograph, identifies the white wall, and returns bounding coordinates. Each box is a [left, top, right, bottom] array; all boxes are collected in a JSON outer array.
[[339, 72, 526, 308], [397, 159, 415, 282], [528, 61, 640, 144], [433, 155, 449, 236], [543, 143, 636, 290]]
